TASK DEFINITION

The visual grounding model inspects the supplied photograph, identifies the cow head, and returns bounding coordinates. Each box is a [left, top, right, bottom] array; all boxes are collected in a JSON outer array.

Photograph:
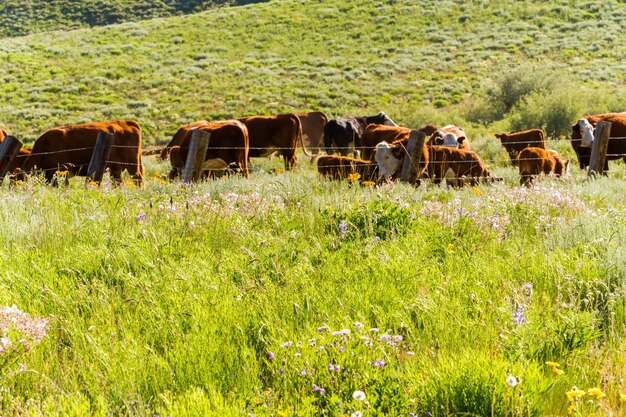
[[570, 121, 590, 169], [374, 141, 404, 179], [577, 118, 594, 147], [368, 112, 398, 127]]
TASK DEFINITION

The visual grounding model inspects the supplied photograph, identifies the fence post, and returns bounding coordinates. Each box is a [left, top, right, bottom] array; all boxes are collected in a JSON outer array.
[[400, 130, 427, 184], [587, 121, 612, 177], [86, 132, 113, 185], [182, 130, 211, 183], [0, 136, 23, 184]]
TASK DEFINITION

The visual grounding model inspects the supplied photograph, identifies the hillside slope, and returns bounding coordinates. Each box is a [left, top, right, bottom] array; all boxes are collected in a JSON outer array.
[[0, 0, 266, 37], [0, 0, 624, 143]]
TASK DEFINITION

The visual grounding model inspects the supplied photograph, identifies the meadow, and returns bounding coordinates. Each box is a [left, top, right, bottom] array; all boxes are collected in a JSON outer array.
[[1, 0, 626, 416]]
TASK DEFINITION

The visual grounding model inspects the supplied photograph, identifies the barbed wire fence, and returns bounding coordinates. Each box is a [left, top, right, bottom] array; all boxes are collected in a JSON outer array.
[[2, 134, 626, 185]]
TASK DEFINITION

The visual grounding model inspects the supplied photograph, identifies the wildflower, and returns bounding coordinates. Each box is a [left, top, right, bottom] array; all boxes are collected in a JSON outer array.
[[188, 221, 195, 228], [275, 168, 285, 174], [472, 186, 483, 195], [339, 221, 348, 232], [565, 386, 585, 402], [369, 328, 379, 333], [621, 393, 626, 402], [86, 181, 99, 189], [280, 341, 293, 348], [347, 172, 361, 182], [136, 213, 146, 221], [352, 390, 366, 401], [351, 412, 363, 417], [587, 388, 605, 399], [374, 236, 380, 243], [523, 282, 533, 298], [318, 325, 329, 332], [339, 346, 345, 352], [279, 368, 284, 375], [372, 360, 386, 368], [277, 411, 287, 417], [506, 375, 518, 387], [567, 404, 576, 415], [300, 369, 306, 375], [380, 334, 391, 342], [407, 351, 415, 355], [546, 361, 564, 376], [267, 351, 274, 359], [313, 384, 320, 392], [362, 180, 375, 186], [393, 335, 403, 342], [512, 306, 526, 324], [353, 322, 364, 329]]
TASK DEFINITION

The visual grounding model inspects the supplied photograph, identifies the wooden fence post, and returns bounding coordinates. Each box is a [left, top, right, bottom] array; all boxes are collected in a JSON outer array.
[[0, 136, 23, 184], [86, 132, 113, 185], [588, 121, 612, 177], [182, 130, 211, 183], [400, 130, 427, 184]]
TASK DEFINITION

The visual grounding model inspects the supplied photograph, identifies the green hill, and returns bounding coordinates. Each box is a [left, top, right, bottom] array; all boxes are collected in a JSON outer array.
[[0, 0, 266, 37], [0, 0, 625, 145]]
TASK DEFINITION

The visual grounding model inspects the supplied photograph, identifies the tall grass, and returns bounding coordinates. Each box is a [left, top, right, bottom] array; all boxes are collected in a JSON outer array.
[[0, 157, 625, 415]]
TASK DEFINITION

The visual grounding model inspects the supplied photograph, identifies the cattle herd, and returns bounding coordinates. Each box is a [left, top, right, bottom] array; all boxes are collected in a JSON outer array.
[[0, 111, 625, 188]]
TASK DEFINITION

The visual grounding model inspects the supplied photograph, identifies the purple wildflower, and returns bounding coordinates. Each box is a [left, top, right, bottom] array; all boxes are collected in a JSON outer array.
[[279, 368, 284, 375], [339, 221, 348, 232], [267, 351, 274, 359], [280, 341, 293, 348], [135, 213, 146, 221], [300, 369, 307, 375], [513, 306, 527, 324]]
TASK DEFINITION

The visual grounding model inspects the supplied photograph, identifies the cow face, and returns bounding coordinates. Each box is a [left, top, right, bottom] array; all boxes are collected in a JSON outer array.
[[577, 118, 594, 147], [374, 141, 404, 179]]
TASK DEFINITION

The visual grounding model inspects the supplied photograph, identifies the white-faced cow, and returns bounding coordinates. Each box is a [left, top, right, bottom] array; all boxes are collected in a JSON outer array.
[[427, 125, 470, 149], [570, 112, 626, 172]]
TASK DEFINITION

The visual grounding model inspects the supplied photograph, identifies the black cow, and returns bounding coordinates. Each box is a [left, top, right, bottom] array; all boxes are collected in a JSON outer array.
[[323, 112, 396, 156]]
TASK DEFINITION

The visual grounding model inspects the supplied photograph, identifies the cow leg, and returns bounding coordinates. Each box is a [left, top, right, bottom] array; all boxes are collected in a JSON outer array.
[[283, 151, 297, 170], [602, 159, 609, 176], [109, 166, 123, 187]]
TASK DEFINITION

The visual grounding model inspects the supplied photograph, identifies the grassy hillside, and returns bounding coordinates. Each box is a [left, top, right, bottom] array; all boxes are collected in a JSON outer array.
[[0, 0, 625, 146], [0, 0, 266, 38]]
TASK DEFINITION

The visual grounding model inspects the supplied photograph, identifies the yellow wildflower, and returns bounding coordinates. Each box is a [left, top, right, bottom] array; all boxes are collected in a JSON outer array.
[[546, 361, 564, 376], [275, 168, 285, 174], [347, 172, 361, 182], [567, 404, 576, 415], [277, 411, 287, 417], [565, 386, 586, 402], [86, 181, 99, 189], [472, 186, 483, 195], [620, 393, 626, 402], [559, 135, 566, 140], [587, 388, 605, 399], [362, 181, 375, 187], [55, 170, 68, 176]]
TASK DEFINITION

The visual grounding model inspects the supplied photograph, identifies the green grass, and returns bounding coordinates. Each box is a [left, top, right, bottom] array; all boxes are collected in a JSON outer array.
[[1, 156, 625, 416], [1, 0, 626, 415]]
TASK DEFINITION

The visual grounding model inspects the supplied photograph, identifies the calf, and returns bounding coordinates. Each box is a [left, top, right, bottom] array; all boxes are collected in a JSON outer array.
[[316, 155, 377, 182], [518, 147, 569, 186], [427, 146, 492, 187], [494, 129, 545, 166]]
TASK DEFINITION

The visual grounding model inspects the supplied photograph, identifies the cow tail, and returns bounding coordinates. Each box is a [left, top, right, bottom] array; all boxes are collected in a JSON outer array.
[[293, 114, 312, 157]]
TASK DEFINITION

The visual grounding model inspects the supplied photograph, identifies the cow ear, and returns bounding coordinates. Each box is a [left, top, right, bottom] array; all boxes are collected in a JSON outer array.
[[564, 160, 570, 172], [494, 133, 501, 139], [391, 146, 404, 159]]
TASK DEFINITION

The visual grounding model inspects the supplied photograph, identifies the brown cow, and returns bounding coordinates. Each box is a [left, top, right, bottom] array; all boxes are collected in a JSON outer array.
[[168, 120, 249, 180], [495, 129, 545, 166], [0, 126, 7, 141], [239, 113, 311, 170], [296, 111, 328, 158], [518, 147, 569, 186], [20, 120, 144, 186], [427, 146, 492, 187], [160, 120, 210, 160], [570, 112, 626, 172], [427, 125, 470, 150], [360, 124, 437, 161], [315, 155, 377, 182]]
